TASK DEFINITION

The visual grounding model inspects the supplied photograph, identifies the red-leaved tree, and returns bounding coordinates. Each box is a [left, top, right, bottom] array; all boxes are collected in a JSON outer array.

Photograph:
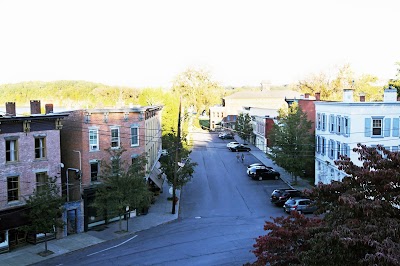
[[250, 144, 400, 265]]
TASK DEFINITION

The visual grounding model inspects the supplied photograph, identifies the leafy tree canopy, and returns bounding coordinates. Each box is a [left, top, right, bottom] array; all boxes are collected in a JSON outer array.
[[159, 133, 198, 190], [23, 176, 64, 253], [235, 112, 252, 143], [92, 148, 153, 231], [267, 103, 314, 179], [296, 64, 385, 101], [171, 67, 224, 114]]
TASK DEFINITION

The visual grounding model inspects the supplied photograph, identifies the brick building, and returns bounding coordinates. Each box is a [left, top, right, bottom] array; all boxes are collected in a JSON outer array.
[[60, 105, 163, 231], [0, 101, 68, 253]]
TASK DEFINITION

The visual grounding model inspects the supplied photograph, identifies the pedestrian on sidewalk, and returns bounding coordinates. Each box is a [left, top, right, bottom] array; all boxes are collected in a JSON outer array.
[[241, 153, 245, 163], [236, 152, 240, 162]]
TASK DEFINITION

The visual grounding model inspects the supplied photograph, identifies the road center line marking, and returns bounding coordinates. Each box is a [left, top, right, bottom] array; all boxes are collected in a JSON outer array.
[[86, 235, 138, 257]]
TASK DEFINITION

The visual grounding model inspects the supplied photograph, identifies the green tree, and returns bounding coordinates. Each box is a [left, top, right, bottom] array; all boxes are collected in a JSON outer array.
[[92, 148, 152, 232], [235, 113, 253, 143], [23, 176, 64, 256], [171, 67, 224, 114], [388, 61, 400, 97], [296, 64, 383, 101], [159, 133, 197, 193], [267, 103, 314, 183]]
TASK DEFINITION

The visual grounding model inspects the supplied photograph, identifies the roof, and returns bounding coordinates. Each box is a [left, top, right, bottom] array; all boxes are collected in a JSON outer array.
[[224, 90, 303, 100]]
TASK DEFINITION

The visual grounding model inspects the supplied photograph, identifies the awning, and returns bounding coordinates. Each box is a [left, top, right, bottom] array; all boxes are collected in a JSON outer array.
[[148, 164, 165, 190], [0, 206, 31, 231]]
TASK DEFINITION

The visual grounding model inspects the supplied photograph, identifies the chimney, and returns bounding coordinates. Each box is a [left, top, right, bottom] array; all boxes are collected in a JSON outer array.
[[30, 100, 41, 114], [315, 92, 321, 101], [383, 87, 397, 102], [359, 93, 366, 102], [6, 102, 16, 116], [45, 104, 54, 114], [343, 89, 354, 103], [304, 93, 310, 99]]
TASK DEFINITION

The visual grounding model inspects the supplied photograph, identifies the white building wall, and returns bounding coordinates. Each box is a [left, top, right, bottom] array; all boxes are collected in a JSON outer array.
[[314, 89, 400, 185]]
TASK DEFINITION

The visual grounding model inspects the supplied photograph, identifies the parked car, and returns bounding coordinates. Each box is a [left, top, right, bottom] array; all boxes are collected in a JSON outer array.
[[226, 142, 240, 148], [246, 164, 274, 175], [229, 144, 251, 152], [247, 163, 273, 170], [218, 132, 234, 139], [270, 188, 303, 206], [283, 198, 317, 214], [247, 167, 280, 180]]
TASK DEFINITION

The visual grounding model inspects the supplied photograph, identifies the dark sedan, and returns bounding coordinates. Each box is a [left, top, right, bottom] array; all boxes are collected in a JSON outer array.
[[247, 167, 280, 180], [270, 188, 303, 206], [229, 144, 251, 152]]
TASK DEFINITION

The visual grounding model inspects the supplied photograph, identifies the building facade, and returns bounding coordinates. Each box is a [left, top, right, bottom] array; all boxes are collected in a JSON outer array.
[[60, 105, 163, 231], [314, 88, 400, 185], [0, 101, 68, 253]]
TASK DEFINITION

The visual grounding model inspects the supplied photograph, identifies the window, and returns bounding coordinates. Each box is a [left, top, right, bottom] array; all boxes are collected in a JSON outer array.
[[372, 119, 382, 136], [130, 125, 139, 147], [110, 127, 120, 148], [328, 139, 335, 159], [343, 117, 350, 137], [36, 172, 47, 194], [329, 114, 335, 133], [336, 115, 342, 134], [35, 137, 46, 159], [322, 114, 326, 131], [90, 161, 99, 181], [89, 128, 99, 151], [6, 139, 18, 162], [7, 176, 19, 202], [336, 141, 341, 159]]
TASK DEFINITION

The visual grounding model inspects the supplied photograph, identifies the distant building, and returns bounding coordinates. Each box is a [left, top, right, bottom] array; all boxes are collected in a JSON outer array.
[[0, 101, 68, 253], [242, 107, 279, 152], [314, 88, 400, 185], [209, 88, 302, 132]]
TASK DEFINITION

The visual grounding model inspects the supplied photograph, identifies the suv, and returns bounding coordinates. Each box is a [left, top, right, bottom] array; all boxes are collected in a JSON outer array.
[[270, 189, 303, 206], [248, 167, 280, 180], [283, 198, 317, 214]]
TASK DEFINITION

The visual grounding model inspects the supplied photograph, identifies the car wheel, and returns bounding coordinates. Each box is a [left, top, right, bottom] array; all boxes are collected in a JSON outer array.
[[274, 175, 279, 180], [258, 176, 262, 181]]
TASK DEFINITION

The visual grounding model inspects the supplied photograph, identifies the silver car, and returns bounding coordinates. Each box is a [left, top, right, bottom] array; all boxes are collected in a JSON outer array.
[[283, 198, 317, 214]]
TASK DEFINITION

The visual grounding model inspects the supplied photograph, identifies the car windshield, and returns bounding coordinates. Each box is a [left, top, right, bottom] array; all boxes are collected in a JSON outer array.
[[286, 199, 296, 204]]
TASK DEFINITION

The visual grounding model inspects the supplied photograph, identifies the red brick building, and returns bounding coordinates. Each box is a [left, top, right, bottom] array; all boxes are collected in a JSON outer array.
[[60, 105, 163, 231]]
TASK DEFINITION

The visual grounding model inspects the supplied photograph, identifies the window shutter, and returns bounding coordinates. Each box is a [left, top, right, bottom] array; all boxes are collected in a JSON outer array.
[[384, 118, 391, 137], [346, 117, 351, 137], [365, 118, 371, 137], [329, 115, 333, 133], [322, 114, 326, 131], [393, 118, 399, 137]]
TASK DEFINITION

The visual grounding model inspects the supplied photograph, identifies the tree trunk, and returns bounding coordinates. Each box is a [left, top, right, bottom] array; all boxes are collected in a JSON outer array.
[[44, 232, 48, 252]]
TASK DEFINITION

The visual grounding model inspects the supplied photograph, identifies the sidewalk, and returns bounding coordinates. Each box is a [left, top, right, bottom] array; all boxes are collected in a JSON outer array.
[[0, 181, 179, 266]]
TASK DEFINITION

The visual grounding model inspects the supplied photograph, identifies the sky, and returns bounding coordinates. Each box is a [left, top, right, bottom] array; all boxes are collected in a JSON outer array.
[[0, 0, 399, 88]]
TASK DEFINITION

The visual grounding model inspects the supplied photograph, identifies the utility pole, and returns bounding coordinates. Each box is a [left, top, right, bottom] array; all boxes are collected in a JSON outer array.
[[172, 97, 182, 214]]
